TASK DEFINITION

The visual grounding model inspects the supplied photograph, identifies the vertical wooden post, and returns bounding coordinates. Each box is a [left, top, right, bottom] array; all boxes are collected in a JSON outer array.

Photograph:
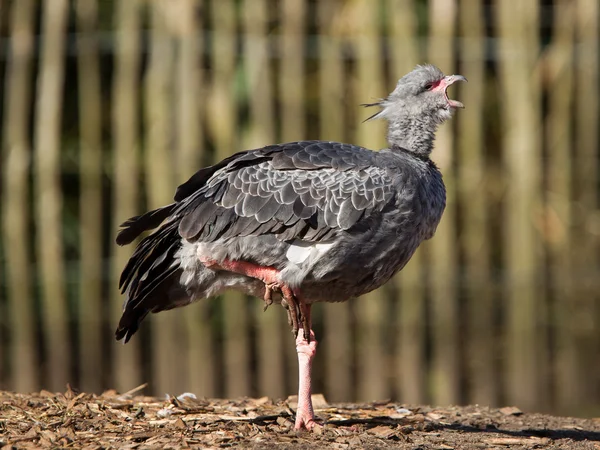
[[176, 0, 203, 181], [175, 0, 215, 398], [427, 0, 460, 406], [387, 0, 425, 405], [572, 0, 599, 409], [2, 0, 37, 393], [547, 0, 576, 412], [280, 0, 307, 142], [458, 0, 496, 406], [242, 0, 287, 399], [75, 0, 104, 394], [34, 0, 70, 393], [278, 0, 309, 395], [144, 0, 181, 396], [496, 0, 543, 410], [318, 0, 353, 403], [352, 0, 388, 402], [208, 0, 250, 398], [111, 0, 143, 393]]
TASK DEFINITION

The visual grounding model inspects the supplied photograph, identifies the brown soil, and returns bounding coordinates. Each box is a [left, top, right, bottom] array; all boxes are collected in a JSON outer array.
[[1, 388, 599, 449]]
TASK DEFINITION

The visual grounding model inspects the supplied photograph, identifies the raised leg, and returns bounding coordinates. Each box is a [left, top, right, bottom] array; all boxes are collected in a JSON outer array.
[[200, 256, 305, 337]]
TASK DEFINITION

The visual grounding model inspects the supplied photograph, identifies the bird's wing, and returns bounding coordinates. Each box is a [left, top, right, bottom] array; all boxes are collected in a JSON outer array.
[[115, 140, 398, 337], [175, 140, 396, 243]]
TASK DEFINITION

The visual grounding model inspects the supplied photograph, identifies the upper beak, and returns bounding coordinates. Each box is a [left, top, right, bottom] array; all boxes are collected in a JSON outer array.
[[444, 74, 468, 85], [441, 74, 467, 108]]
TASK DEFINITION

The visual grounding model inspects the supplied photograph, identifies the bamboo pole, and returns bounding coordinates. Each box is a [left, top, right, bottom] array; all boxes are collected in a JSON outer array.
[[34, 0, 70, 392], [207, 0, 250, 397], [279, 0, 307, 142], [175, 0, 215, 398], [496, 0, 543, 410], [0, 0, 4, 385], [144, 0, 181, 396], [386, 0, 425, 405], [351, 0, 388, 402], [176, 0, 203, 181], [278, 0, 309, 395], [458, 0, 496, 406], [427, 0, 460, 406], [111, 0, 143, 393], [75, 0, 104, 394], [546, 0, 576, 413], [573, 0, 599, 409], [2, 0, 37, 393], [242, 0, 287, 400], [318, 0, 353, 403]]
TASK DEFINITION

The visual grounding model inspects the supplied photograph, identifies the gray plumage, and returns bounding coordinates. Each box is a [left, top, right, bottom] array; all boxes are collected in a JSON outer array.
[[115, 64, 465, 343]]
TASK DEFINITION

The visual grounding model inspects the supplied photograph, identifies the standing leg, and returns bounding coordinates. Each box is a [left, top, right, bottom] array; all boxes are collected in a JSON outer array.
[[295, 304, 318, 430], [199, 256, 319, 430]]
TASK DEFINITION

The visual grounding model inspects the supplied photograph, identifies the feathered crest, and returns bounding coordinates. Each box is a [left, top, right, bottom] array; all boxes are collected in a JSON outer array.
[[361, 98, 387, 122]]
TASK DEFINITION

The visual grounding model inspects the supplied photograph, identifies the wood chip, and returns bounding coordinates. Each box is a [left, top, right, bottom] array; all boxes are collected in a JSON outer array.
[[253, 396, 270, 406], [499, 406, 523, 416], [173, 418, 187, 429], [311, 394, 329, 410], [286, 393, 328, 410], [311, 422, 324, 435], [1, 389, 599, 448], [367, 425, 397, 439], [276, 417, 293, 429], [485, 437, 550, 446]]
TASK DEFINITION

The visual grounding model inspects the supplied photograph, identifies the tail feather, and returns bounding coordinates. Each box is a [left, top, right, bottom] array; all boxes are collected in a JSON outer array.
[[115, 153, 245, 342], [119, 221, 178, 291], [115, 218, 189, 342], [116, 203, 176, 246], [115, 269, 186, 343]]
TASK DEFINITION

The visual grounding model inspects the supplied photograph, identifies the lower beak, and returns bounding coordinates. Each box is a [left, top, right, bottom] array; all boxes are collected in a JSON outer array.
[[443, 74, 467, 108]]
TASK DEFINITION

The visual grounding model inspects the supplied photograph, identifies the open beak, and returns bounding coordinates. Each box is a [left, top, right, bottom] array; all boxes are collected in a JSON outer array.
[[440, 74, 467, 109]]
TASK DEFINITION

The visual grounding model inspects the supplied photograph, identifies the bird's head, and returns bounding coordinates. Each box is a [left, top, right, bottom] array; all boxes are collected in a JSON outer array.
[[364, 65, 467, 125]]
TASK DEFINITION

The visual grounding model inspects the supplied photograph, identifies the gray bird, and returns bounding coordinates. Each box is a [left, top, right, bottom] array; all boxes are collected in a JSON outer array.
[[115, 64, 466, 430]]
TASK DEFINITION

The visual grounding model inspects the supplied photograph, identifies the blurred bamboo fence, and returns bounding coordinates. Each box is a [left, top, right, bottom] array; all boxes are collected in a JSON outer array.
[[0, 0, 599, 417]]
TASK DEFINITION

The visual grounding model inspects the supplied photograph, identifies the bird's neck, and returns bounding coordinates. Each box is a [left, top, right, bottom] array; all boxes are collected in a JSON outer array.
[[386, 116, 437, 158]]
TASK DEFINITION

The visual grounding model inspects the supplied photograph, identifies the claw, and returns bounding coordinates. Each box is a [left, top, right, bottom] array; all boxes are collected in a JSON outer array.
[[299, 302, 312, 343], [263, 283, 276, 312], [280, 285, 300, 336]]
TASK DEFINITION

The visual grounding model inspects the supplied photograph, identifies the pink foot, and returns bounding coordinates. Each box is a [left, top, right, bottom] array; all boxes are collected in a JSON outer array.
[[295, 328, 318, 430]]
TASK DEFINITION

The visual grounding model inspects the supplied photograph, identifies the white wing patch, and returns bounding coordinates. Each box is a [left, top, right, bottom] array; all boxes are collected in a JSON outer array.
[[286, 240, 335, 265]]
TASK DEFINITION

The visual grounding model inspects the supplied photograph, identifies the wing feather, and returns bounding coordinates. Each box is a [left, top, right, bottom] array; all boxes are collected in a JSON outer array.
[[164, 141, 396, 245]]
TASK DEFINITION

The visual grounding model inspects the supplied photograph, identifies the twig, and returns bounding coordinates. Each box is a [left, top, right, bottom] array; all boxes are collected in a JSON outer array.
[[117, 383, 149, 399]]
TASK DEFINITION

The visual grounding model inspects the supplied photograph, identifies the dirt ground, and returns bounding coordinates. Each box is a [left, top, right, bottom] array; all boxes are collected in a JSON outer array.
[[1, 388, 600, 449]]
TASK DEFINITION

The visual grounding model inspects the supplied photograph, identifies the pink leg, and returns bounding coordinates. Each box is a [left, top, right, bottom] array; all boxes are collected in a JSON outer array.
[[200, 257, 279, 284], [201, 256, 319, 430], [295, 327, 318, 430], [200, 257, 304, 336]]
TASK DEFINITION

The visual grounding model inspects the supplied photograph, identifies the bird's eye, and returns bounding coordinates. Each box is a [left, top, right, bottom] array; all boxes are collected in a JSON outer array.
[[424, 82, 434, 91]]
